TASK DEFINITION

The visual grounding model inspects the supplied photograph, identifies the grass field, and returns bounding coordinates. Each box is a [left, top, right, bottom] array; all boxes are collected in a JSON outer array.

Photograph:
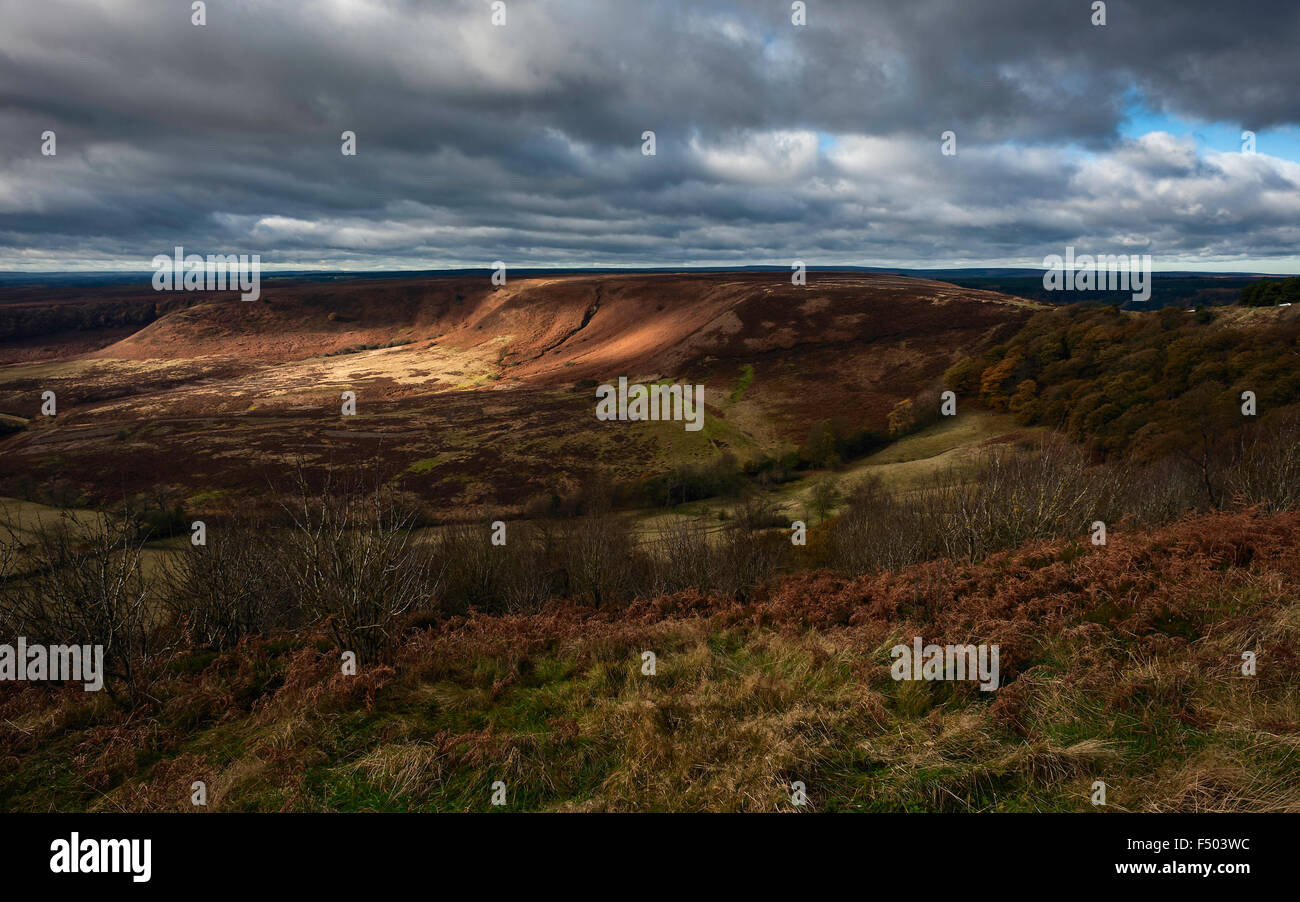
[[3, 507, 1295, 812], [632, 410, 1033, 540]]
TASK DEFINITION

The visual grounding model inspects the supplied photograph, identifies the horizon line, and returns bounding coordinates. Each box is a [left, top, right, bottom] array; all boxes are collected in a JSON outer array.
[[1, 264, 1298, 279]]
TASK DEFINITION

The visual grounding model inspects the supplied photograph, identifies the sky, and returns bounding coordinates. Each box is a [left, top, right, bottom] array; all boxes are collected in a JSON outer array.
[[1, 0, 1298, 273]]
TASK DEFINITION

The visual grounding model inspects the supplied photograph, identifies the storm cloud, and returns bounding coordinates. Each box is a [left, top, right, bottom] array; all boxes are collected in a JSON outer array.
[[1, 0, 1298, 270]]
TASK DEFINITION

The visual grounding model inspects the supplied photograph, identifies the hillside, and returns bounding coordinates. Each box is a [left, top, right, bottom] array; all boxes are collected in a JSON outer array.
[[0, 273, 1037, 515], [945, 302, 1300, 459]]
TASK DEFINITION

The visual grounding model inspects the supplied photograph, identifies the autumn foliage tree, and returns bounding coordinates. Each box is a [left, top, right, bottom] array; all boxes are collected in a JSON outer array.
[[887, 398, 916, 437], [952, 303, 1300, 459]]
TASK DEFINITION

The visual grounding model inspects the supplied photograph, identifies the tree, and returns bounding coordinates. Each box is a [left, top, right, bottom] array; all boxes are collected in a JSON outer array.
[[799, 419, 841, 469], [980, 354, 1023, 410], [810, 477, 842, 523], [887, 398, 916, 438], [943, 356, 981, 394], [1008, 379, 1040, 424], [1166, 382, 1237, 508]]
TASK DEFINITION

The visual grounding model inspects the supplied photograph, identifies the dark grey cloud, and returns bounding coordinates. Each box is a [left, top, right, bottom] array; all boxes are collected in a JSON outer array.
[[1, 0, 1298, 270]]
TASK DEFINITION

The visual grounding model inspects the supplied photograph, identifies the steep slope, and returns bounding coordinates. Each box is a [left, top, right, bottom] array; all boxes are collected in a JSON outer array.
[[88, 272, 1036, 377], [0, 272, 1041, 512]]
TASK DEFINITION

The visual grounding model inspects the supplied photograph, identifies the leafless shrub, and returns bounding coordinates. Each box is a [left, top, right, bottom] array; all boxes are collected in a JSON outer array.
[[1226, 412, 1300, 512], [646, 503, 785, 600], [830, 439, 1108, 573], [432, 519, 559, 614], [827, 475, 944, 573], [160, 520, 300, 650], [0, 508, 19, 587], [949, 438, 1099, 558], [0, 511, 154, 693], [434, 521, 503, 613], [712, 517, 785, 600], [274, 474, 433, 664], [647, 518, 716, 596], [495, 523, 558, 612], [1106, 455, 1204, 525], [554, 510, 645, 607]]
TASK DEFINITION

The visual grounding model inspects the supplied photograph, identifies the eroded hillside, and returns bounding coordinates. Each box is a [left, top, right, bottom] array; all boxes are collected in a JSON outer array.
[[0, 272, 1037, 515]]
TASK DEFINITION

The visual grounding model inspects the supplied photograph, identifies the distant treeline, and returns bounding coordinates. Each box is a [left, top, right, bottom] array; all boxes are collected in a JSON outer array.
[[1238, 276, 1300, 307], [941, 273, 1299, 310], [940, 274, 1258, 309]]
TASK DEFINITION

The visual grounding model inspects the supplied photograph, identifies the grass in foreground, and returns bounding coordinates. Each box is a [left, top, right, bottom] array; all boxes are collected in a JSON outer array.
[[2, 508, 1297, 812]]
